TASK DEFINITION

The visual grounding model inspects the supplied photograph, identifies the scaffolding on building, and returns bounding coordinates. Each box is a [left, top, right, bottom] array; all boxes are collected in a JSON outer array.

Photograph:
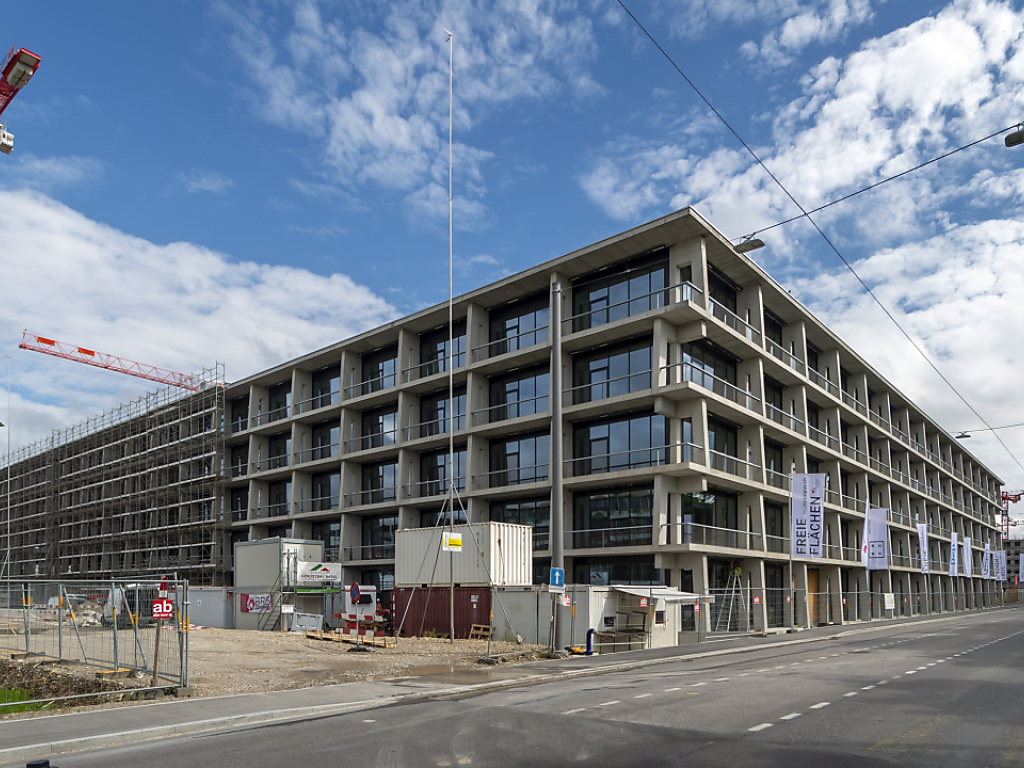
[[1, 364, 227, 585]]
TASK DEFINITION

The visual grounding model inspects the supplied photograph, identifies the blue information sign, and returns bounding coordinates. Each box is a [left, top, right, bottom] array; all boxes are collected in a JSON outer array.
[[550, 567, 565, 589]]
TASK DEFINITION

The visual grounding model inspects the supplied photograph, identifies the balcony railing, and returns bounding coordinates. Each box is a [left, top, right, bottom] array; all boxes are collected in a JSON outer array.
[[344, 543, 396, 561], [765, 402, 802, 432], [665, 361, 759, 411], [765, 469, 790, 490], [764, 338, 805, 375], [343, 370, 398, 399], [409, 475, 466, 497], [403, 413, 466, 440], [293, 444, 339, 463], [565, 282, 693, 333], [663, 520, 759, 550], [709, 299, 761, 344], [841, 390, 868, 416], [250, 406, 289, 427], [296, 391, 340, 413], [474, 464, 549, 489], [567, 369, 652, 405], [567, 445, 670, 477], [471, 326, 549, 363], [708, 450, 759, 480], [472, 394, 548, 426], [295, 494, 339, 513], [807, 368, 839, 398], [402, 350, 466, 382], [570, 524, 652, 549], [807, 426, 840, 452], [344, 486, 398, 506], [344, 428, 398, 453]]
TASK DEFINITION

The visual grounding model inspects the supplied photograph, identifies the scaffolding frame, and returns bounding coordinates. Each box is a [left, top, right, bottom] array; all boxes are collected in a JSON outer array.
[[1, 364, 227, 585]]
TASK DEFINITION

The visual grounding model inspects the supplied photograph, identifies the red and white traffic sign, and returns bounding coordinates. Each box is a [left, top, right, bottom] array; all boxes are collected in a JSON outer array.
[[152, 598, 173, 619], [158, 578, 168, 599]]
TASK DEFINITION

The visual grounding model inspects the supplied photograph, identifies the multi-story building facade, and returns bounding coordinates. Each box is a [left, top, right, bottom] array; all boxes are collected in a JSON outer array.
[[222, 208, 1004, 627], [1, 367, 225, 584]]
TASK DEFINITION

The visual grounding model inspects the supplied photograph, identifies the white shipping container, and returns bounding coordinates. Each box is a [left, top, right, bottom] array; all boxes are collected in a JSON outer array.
[[395, 522, 533, 587], [234, 538, 325, 589]]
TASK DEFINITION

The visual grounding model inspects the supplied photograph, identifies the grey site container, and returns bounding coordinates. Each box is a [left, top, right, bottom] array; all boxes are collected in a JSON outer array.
[[395, 522, 533, 588]]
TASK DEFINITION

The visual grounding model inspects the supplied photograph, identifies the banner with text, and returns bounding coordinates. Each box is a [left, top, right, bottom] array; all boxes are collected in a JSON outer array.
[[862, 508, 889, 571], [993, 550, 1008, 582], [949, 532, 958, 578], [963, 537, 972, 578], [241, 593, 272, 613], [298, 562, 342, 583], [791, 473, 827, 559], [916, 523, 930, 575], [982, 543, 991, 580]]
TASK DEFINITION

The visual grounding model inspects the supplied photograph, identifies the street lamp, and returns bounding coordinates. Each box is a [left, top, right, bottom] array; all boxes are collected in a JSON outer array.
[[1006, 125, 1024, 147]]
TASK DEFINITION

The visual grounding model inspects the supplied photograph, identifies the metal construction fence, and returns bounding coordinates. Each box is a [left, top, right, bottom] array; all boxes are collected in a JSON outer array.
[[1, 579, 190, 691], [705, 585, 1005, 634]]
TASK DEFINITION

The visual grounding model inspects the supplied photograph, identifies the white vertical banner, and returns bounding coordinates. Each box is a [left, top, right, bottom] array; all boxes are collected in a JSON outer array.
[[790, 473, 826, 559], [949, 532, 958, 578], [962, 537, 972, 578], [993, 550, 1007, 582], [916, 523, 930, 575], [863, 508, 889, 571], [982, 543, 991, 580]]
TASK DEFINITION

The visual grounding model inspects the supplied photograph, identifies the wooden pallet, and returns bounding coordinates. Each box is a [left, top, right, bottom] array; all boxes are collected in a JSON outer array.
[[304, 629, 395, 648], [468, 624, 491, 640]]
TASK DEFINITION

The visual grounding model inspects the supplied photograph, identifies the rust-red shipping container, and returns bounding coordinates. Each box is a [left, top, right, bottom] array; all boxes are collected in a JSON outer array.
[[392, 586, 492, 639]]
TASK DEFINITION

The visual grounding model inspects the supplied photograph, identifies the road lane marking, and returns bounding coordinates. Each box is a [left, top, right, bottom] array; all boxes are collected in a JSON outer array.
[[810, 702, 830, 709], [562, 708, 586, 715], [844, 692, 858, 698], [862, 685, 875, 691], [780, 713, 802, 721], [738, 673, 751, 677], [664, 687, 681, 692], [749, 723, 773, 732], [905, 671, 917, 675], [634, 693, 652, 699], [599, 701, 620, 706], [714, 677, 730, 682], [691, 682, 707, 687]]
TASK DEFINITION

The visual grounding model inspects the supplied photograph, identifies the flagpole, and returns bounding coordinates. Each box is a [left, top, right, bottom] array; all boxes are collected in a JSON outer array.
[[788, 473, 795, 630]]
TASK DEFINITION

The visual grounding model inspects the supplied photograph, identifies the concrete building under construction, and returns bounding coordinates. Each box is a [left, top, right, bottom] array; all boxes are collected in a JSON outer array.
[[0, 365, 225, 585]]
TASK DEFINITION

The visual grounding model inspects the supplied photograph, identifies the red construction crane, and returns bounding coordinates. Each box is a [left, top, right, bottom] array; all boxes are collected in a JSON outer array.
[[19, 331, 219, 392], [0, 46, 41, 155], [1001, 490, 1022, 541]]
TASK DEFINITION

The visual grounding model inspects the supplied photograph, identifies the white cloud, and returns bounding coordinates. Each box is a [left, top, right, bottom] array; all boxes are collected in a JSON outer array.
[[215, 0, 600, 228], [174, 169, 235, 195], [0, 190, 396, 451], [2, 154, 106, 193]]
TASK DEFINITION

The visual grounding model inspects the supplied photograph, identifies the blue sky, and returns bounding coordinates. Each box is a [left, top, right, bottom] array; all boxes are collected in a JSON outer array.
[[3, 1, 1024, 526]]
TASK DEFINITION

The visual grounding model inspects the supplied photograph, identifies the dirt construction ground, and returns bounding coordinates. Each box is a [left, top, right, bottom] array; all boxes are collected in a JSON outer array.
[[186, 628, 545, 697]]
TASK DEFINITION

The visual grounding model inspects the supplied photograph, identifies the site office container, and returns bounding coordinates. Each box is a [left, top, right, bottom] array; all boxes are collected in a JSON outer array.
[[395, 522, 533, 588], [392, 586, 492, 639]]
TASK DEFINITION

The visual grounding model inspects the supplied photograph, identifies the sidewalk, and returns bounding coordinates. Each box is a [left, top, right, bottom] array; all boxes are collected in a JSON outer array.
[[0, 612, 985, 766]]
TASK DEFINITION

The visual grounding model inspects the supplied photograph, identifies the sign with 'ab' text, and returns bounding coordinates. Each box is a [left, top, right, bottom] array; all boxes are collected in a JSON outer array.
[[791, 474, 826, 558]]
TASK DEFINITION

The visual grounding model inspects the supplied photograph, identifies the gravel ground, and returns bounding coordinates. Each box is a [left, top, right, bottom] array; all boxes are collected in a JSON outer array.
[[185, 628, 545, 697]]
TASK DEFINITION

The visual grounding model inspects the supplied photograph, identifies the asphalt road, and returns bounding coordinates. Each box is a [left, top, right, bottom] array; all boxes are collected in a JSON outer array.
[[29, 611, 1024, 768]]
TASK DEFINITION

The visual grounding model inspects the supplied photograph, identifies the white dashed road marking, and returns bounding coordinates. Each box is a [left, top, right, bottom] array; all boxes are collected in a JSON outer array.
[[749, 723, 773, 732]]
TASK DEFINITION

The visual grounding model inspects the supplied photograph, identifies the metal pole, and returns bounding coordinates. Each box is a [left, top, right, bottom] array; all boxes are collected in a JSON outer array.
[[550, 282, 566, 652], [445, 27, 455, 645]]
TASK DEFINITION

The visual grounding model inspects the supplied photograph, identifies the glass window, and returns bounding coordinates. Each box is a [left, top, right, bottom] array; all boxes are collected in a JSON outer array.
[[764, 502, 785, 552], [267, 479, 291, 517], [267, 383, 291, 422], [361, 346, 398, 394], [488, 292, 549, 356], [806, 343, 820, 373], [267, 433, 290, 469], [489, 432, 550, 486], [230, 488, 248, 521], [707, 417, 737, 457], [311, 421, 340, 461], [311, 365, 340, 409], [707, 267, 738, 314], [420, 507, 468, 528], [763, 309, 784, 345], [419, 321, 466, 377], [490, 497, 550, 551], [681, 341, 738, 387], [572, 413, 667, 475], [488, 366, 549, 422], [764, 377, 784, 411], [360, 461, 397, 504], [312, 471, 340, 511], [230, 397, 249, 432], [572, 556, 660, 586], [572, 486, 653, 548], [571, 251, 668, 332], [418, 446, 467, 496], [312, 520, 340, 561], [681, 491, 739, 547], [418, 387, 467, 437], [361, 514, 398, 560], [572, 337, 652, 404], [764, 440, 785, 475], [230, 445, 247, 477], [361, 404, 398, 450]]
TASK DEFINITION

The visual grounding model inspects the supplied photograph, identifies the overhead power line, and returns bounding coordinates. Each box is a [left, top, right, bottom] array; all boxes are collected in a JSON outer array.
[[615, 0, 1024, 476]]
